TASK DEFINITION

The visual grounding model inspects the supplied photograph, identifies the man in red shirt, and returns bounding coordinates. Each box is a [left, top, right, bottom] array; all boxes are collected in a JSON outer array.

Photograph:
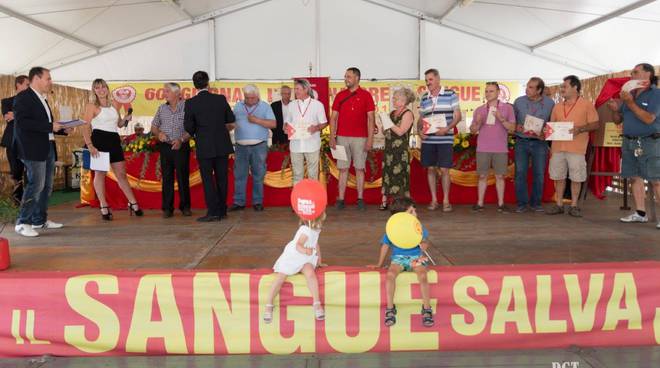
[[329, 67, 376, 210]]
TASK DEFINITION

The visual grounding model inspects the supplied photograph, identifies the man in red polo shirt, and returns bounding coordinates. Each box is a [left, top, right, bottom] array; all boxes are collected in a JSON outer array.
[[329, 67, 376, 210]]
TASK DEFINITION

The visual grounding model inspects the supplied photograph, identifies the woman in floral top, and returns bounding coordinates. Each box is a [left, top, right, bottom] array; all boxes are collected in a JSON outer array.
[[380, 87, 416, 210]]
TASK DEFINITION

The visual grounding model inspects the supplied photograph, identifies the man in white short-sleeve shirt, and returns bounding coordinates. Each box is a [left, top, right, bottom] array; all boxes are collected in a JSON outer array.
[[285, 79, 328, 185]]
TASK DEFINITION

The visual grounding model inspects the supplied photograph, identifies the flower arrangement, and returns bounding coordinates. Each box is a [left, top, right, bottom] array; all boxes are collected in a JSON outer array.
[[452, 132, 516, 171], [121, 135, 197, 181], [453, 133, 476, 153], [123, 134, 158, 154], [452, 133, 516, 152]]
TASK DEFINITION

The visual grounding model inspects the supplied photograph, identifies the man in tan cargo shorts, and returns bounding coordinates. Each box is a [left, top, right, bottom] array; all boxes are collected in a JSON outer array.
[[545, 75, 599, 218], [329, 67, 376, 210]]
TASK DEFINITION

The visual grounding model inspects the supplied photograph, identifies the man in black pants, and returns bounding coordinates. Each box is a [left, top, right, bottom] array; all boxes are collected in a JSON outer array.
[[1, 75, 29, 204], [184, 71, 236, 222], [151, 82, 192, 218]]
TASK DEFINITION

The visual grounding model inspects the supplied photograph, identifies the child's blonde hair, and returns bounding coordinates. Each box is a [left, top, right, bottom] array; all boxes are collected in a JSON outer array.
[[300, 212, 326, 230]]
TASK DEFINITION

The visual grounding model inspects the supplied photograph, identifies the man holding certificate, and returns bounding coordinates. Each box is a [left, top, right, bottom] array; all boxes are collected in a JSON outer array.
[[545, 75, 599, 217], [608, 63, 660, 228], [13, 67, 67, 237], [285, 79, 328, 185], [418, 69, 461, 212], [329, 67, 376, 210], [513, 77, 554, 213], [470, 82, 516, 213]]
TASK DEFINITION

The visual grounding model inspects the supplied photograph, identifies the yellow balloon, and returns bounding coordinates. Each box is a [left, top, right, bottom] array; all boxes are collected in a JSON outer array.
[[385, 212, 423, 249]]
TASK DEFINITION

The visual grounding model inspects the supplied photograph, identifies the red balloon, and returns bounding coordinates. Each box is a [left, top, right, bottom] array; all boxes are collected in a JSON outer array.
[[290, 179, 327, 220]]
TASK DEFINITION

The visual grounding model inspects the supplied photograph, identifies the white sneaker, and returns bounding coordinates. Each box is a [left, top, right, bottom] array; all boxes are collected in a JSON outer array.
[[620, 213, 648, 223], [15, 224, 39, 237], [32, 220, 63, 229]]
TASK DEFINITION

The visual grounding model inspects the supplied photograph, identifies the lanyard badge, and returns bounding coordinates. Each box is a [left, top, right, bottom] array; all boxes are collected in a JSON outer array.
[[634, 139, 644, 157]]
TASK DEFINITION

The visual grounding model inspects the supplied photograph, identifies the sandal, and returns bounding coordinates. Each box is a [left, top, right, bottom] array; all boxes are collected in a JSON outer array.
[[427, 202, 439, 211], [313, 301, 325, 321], [263, 304, 274, 324], [442, 203, 453, 212], [471, 204, 484, 212], [384, 305, 397, 327], [421, 306, 434, 327], [100, 206, 113, 221], [379, 202, 388, 211]]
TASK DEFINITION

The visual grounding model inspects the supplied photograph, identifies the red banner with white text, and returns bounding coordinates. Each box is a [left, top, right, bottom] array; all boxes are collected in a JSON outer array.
[[2, 262, 660, 357]]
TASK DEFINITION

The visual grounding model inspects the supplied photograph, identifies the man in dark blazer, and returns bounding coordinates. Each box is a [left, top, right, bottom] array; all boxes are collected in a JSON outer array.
[[270, 85, 291, 146], [13, 67, 66, 237], [1, 75, 29, 204], [184, 71, 236, 222]]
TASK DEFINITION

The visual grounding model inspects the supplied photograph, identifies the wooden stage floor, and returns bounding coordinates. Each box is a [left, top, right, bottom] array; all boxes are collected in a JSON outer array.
[[0, 193, 658, 271], [2, 346, 660, 368]]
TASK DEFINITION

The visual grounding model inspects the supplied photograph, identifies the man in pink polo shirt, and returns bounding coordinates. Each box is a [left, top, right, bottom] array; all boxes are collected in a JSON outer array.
[[470, 82, 516, 213]]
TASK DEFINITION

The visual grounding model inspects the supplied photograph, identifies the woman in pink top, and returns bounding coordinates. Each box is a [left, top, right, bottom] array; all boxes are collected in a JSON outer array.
[[470, 82, 516, 212]]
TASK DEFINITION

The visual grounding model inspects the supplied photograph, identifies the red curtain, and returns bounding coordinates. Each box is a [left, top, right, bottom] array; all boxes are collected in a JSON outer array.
[[589, 77, 629, 199]]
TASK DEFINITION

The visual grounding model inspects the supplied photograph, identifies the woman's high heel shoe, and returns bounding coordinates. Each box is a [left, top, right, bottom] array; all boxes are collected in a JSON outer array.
[[100, 206, 113, 221], [128, 202, 143, 217]]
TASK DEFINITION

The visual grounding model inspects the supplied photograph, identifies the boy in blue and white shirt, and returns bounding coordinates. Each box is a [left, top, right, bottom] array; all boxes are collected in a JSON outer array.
[[368, 197, 434, 327]]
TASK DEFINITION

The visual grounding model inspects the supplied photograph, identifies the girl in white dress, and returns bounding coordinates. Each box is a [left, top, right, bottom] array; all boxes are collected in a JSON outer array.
[[263, 212, 325, 323]]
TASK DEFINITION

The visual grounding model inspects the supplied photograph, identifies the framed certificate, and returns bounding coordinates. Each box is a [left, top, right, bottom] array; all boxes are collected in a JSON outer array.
[[486, 107, 497, 125], [545, 122, 574, 141], [379, 112, 394, 130], [422, 114, 447, 134], [286, 121, 311, 140], [622, 79, 649, 93], [523, 114, 544, 135], [58, 119, 87, 129], [331, 145, 347, 161]]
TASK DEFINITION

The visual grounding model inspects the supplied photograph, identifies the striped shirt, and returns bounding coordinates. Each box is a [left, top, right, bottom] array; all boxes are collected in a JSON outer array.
[[152, 100, 186, 141], [419, 88, 460, 145]]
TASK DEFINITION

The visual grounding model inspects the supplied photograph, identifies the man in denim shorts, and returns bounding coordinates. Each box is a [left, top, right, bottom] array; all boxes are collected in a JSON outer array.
[[329, 67, 376, 210], [418, 69, 461, 212], [608, 63, 660, 229]]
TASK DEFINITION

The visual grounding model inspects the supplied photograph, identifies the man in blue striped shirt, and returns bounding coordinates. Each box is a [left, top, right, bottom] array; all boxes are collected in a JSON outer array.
[[418, 69, 461, 211]]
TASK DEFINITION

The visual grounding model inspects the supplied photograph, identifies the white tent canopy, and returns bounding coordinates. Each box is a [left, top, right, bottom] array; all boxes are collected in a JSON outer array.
[[0, 0, 658, 84]]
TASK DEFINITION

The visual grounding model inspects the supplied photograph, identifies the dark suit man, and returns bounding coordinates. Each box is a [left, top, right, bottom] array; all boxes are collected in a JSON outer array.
[[184, 71, 236, 222], [1, 75, 29, 203], [270, 85, 291, 145], [13, 67, 66, 237]]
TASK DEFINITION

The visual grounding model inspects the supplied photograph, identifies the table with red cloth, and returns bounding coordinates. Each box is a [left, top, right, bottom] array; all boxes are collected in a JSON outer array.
[[80, 148, 556, 209]]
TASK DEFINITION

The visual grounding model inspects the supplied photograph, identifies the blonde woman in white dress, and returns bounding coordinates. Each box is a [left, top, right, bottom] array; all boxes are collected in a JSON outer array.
[[82, 78, 143, 220], [263, 213, 326, 323]]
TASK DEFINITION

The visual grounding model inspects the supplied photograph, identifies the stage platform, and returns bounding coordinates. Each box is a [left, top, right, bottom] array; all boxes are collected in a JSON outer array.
[[2, 346, 660, 368], [0, 193, 657, 271], [1, 193, 659, 359]]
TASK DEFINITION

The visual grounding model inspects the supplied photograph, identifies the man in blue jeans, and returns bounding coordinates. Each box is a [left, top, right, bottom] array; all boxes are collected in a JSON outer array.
[[230, 84, 276, 212], [513, 77, 555, 213], [13, 67, 67, 237]]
